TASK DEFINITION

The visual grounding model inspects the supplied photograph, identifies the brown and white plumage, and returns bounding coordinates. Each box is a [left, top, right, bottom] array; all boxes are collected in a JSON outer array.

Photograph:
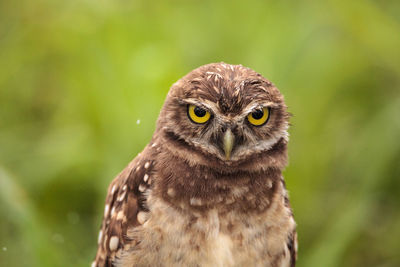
[[93, 62, 297, 267]]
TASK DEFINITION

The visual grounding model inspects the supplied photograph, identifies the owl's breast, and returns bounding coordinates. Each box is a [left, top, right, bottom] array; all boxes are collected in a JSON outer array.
[[117, 187, 295, 267]]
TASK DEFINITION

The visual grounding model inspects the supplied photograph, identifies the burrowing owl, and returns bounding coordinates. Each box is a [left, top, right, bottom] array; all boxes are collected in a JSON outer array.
[[93, 63, 297, 267]]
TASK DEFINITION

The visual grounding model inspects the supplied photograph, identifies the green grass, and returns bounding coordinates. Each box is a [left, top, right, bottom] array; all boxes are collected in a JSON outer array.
[[1, 0, 400, 266]]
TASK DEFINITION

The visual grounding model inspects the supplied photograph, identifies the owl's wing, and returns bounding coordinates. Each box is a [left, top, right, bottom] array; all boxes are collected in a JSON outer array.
[[93, 149, 154, 267], [287, 230, 298, 267]]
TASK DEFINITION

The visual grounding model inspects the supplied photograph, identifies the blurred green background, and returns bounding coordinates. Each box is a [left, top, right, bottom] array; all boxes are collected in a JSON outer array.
[[1, 0, 400, 266]]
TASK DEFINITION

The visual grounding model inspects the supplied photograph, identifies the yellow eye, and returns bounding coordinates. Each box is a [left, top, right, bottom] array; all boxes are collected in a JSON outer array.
[[247, 107, 270, 126], [188, 104, 211, 124]]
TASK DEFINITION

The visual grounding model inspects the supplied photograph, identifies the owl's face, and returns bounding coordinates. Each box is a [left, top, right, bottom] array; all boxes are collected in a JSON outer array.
[[157, 63, 289, 167]]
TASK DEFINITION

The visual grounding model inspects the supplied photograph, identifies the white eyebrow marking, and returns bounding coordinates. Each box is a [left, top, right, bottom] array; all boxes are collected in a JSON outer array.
[[242, 101, 277, 115], [181, 98, 215, 111]]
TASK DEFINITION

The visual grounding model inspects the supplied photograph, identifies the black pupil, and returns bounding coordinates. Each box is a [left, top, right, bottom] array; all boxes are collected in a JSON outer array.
[[194, 106, 206, 117], [252, 109, 264, 120]]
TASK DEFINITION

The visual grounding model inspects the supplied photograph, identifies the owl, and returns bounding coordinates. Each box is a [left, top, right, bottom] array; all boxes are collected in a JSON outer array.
[[92, 62, 297, 267]]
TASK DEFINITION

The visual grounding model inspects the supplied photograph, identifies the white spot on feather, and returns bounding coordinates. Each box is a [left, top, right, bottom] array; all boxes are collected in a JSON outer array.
[[190, 198, 203, 206], [104, 204, 110, 217], [118, 191, 126, 202], [143, 174, 149, 183], [111, 206, 116, 216], [109, 236, 119, 251], [98, 230, 103, 244], [117, 210, 125, 221], [138, 184, 146, 192], [167, 188, 176, 197], [137, 211, 149, 224], [266, 179, 273, 189]]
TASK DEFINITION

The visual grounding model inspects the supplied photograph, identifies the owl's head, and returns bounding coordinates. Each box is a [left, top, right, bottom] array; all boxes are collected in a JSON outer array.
[[156, 63, 290, 170]]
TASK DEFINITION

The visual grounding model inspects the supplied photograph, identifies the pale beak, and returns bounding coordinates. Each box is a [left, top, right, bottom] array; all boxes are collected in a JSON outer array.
[[223, 128, 235, 160]]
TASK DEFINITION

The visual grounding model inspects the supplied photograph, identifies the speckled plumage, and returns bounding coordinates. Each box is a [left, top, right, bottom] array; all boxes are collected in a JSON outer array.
[[93, 63, 297, 267]]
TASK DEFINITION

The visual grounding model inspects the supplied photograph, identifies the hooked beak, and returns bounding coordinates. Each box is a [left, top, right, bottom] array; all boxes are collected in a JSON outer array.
[[223, 128, 235, 160]]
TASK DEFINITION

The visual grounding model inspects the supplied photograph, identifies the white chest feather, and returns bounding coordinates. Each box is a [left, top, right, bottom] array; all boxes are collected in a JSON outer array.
[[208, 233, 234, 267], [117, 194, 295, 267]]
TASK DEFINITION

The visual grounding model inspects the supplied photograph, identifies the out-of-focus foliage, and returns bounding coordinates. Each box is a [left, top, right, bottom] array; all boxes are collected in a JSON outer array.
[[0, 0, 399, 266]]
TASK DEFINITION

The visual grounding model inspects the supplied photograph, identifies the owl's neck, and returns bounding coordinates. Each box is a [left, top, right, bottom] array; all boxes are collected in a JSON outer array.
[[151, 135, 288, 214]]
